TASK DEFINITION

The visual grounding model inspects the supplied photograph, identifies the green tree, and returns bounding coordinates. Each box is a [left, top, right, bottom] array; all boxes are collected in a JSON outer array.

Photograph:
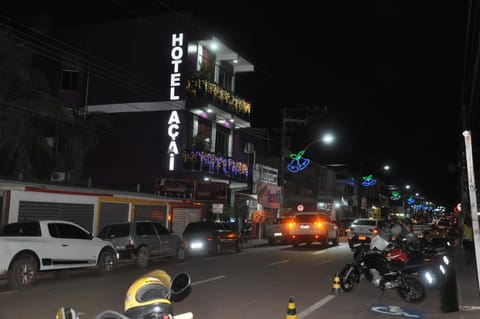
[[0, 30, 59, 179]]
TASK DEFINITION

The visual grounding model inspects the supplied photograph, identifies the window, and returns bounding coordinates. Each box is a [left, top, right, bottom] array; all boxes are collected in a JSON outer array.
[[99, 224, 130, 239], [50, 223, 90, 239], [153, 223, 170, 235], [60, 69, 80, 90], [215, 127, 229, 155], [136, 222, 155, 236], [0, 222, 41, 236]]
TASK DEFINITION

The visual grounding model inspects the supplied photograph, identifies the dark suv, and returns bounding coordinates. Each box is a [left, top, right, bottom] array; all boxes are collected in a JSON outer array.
[[98, 220, 185, 268], [182, 221, 242, 256]]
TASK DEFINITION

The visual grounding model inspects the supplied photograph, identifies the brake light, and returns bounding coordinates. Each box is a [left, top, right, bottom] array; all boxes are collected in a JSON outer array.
[[289, 222, 296, 228], [207, 236, 213, 241], [315, 222, 323, 227], [371, 228, 379, 234], [228, 233, 235, 238], [125, 243, 135, 249]]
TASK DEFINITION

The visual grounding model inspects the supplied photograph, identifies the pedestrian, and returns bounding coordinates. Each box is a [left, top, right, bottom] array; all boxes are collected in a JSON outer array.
[[462, 215, 474, 264]]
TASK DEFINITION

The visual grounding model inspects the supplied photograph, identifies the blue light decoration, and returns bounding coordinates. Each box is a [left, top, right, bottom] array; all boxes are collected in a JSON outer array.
[[407, 196, 415, 205], [417, 204, 425, 210], [390, 191, 401, 200], [345, 177, 355, 187], [287, 150, 311, 173], [361, 174, 377, 187]]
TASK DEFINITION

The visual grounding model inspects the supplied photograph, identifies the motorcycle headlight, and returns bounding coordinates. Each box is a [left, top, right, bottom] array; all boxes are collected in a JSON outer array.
[[439, 264, 446, 275], [423, 271, 435, 285], [442, 255, 450, 265]]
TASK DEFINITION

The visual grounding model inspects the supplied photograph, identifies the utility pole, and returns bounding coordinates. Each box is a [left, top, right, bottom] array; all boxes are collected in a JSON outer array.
[[279, 106, 325, 211]]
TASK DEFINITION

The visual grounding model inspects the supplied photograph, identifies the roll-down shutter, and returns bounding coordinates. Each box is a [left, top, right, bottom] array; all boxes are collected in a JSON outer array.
[[99, 202, 129, 229], [18, 201, 94, 232]]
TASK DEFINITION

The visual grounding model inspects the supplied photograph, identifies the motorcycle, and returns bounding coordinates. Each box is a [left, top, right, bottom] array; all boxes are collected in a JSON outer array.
[[340, 234, 429, 303], [56, 269, 193, 319]]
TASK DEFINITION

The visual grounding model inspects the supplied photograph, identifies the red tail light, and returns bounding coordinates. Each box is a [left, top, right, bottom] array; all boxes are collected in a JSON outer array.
[[125, 244, 135, 249], [371, 228, 379, 234], [207, 236, 213, 241]]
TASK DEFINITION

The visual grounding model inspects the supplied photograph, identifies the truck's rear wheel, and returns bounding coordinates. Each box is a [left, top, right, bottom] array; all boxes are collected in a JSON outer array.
[[8, 254, 38, 289]]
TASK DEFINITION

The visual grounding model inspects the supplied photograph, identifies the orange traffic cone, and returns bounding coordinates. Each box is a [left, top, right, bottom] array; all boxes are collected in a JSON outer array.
[[286, 297, 297, 319], [332, 272, 342, 295]]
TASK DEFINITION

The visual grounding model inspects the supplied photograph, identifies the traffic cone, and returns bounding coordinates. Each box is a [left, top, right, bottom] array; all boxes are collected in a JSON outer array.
[[286, 297, 297, 319], [332, 272, 342, 295]]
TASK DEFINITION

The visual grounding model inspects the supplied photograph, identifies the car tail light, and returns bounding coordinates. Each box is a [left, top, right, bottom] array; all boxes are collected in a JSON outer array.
[[125, 243, 135, 249], [315, 222, 323, 227], [371, 228, 379, 234], [207, 236, 213, 241], [228, 233, 235, 238], [289, 222, 296, 228]]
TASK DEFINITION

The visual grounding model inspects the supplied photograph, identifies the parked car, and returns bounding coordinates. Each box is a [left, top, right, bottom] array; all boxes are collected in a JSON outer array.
[[98, 220, 185, 268], [289, 212, 339, 247], [346, 218, 386, 248], [265, 216, 293, 245], [182, 221, 242, 256], [0, 220, 117, 289]]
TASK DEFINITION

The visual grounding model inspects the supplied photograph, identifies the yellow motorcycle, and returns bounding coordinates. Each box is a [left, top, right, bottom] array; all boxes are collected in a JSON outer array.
[[56, 269, 192, 319]]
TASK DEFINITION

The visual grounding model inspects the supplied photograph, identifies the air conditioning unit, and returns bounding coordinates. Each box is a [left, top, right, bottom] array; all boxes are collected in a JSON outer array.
[[50, 172, 66, 182]]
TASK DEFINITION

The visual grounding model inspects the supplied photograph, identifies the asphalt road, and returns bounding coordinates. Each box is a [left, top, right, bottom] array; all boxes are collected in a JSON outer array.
[[0, 238, 456, 319]]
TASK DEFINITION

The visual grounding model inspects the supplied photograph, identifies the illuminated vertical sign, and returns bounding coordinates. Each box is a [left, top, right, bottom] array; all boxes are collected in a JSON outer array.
[[167, 111, 180, 171], [170, 33, 184, 100]]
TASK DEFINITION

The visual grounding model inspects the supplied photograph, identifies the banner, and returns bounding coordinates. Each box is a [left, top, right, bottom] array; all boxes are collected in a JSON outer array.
[[257, 181, 281, 209]]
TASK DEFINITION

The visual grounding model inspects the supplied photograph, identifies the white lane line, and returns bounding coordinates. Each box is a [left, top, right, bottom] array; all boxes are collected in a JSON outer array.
[[298, 295, 336, 319], [0, 290, 16, 296], [312, 251, 326, 255], [191, 275, 226, 286], [269, 260, 289, 266], [313, 260, 332, 265]]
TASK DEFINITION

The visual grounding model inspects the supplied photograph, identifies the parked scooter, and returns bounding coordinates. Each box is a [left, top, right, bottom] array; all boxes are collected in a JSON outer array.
[[56, 269, 192, 319]]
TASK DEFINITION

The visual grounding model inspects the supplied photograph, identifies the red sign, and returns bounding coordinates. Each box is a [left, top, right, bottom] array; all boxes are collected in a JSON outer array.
[[297, 204, 304, 212]]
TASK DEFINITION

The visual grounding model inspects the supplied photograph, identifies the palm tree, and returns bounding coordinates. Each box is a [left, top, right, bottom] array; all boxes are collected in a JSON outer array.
[[0, 30, 59, 180]]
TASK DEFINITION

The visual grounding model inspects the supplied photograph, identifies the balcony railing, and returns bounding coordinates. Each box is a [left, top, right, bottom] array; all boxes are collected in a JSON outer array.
[[182, 149, 249, 182], [186, 78, 251, 117]]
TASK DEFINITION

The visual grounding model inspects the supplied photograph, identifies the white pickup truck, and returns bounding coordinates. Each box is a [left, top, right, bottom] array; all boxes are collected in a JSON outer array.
[[265, 217, 293, 245], [0, 220, 117, 289]]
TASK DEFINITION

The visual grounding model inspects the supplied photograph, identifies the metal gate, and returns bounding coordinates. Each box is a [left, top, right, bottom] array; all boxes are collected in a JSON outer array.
[[134, 205, 167, 225], [171, 207, 201, 236], [18, 201, 94, 232], [99, 202, 130, 229]]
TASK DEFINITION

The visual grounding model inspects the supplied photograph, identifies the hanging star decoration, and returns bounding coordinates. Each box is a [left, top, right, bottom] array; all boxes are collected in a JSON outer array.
[[361, 174, 377, 187], [287, 150, 311, 173]]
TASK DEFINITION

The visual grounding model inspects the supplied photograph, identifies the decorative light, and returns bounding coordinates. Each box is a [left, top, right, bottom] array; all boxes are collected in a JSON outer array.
[[287, 150, 310, 173], [361, 175, 377, 187], [407, 196, 415, 205], [391, 191, 401, 200]]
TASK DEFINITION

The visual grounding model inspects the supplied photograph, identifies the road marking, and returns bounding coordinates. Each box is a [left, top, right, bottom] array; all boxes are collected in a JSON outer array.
[[312, 251, 326, 255], [269, 259, 289, 266], [191, 275, 226, 286], [313, 260, 332, 265], [0, 290, 17, 296], [298, 295, 336, 318]]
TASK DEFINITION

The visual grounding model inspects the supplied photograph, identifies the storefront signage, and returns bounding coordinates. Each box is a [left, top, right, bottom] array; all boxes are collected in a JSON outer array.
[[170, 33, 184, 100], [167, 111, 180, 171]]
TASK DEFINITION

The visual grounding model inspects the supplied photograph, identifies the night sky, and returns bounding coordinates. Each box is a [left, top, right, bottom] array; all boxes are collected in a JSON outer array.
[[1, 1, 469, 209]]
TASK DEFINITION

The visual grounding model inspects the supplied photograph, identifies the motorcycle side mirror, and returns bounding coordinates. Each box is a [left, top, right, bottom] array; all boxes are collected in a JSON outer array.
[[56, 307, 79, 319], [171, 272, 191, 295]]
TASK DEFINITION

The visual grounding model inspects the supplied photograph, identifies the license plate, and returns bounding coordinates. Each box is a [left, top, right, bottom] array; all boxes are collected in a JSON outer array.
[[274, 232, 282, 237], [300, 225, 310, 229], [359, 235, 367, 240]]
